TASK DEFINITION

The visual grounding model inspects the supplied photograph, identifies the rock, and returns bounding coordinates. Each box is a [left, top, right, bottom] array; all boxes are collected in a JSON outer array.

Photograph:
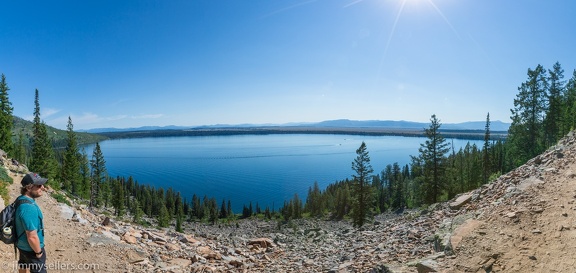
[[416, 259, 438, 273], [196, 246, 222, 260], [179, 234, 200, 244], [248, 237, 275, 248], [449, 194, 473, 210], [126, 250, 147, 264], [165, 242, 181, 251], [122, 233, 138, 244], [167, 257, 192, 269], [101, 217, 111, 226], [222, 255, 244, 267]]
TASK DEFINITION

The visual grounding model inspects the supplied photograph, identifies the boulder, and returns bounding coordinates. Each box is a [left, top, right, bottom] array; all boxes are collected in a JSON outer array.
[[449, 194, 473, 210], [248, 237, 275, 248]]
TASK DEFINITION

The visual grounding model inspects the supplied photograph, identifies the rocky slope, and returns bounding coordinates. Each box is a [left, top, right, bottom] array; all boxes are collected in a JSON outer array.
[[0, 131, 575, 272]]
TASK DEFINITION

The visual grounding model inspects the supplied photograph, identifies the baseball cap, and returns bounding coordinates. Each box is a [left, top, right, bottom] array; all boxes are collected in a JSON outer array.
[[21, 173, 48, 187]]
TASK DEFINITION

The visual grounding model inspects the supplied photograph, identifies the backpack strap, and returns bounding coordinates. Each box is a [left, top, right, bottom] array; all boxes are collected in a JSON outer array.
[[14, 198, 33, 239], [13, 198, 33, 258]]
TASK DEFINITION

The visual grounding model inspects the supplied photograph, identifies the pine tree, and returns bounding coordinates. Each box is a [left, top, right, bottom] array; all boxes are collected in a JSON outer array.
[[390, 162, 405, 211], [291, 193, 302, 219], [333, 183, 351, 220], [306, 181, 324, 217], [90, 142, 107, 208], [14, 129, 27, 164], [418, 114, 450, 204], [79, 148, 91, 199], [219, 199, 228, 219], [482, 113, 491, 184], [175, 198, 184, 232], [191, 194, 200, 220], [113, 178, 125, 217], [157, 201, 170, 228], [351, 141, 374, 227], [208, 197, 218, 224], [227, 200, 233, 218], [507, 65, 548, 166], [132, 199, 144, 224], [561, 70, 576, 135], [62, 116, 82, 194], [30, 89, 58, 182], [0, 74, 14, 155], [544, 62, 565, 146]]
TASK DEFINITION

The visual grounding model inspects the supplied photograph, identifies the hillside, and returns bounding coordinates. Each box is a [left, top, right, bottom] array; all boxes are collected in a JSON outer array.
[[12, 116, 108, 148], [82, 119, 512, 133], [1, 131, 574, 272]]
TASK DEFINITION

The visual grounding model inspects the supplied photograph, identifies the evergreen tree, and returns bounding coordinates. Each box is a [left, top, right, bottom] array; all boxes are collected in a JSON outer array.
[[208, 197, 218, 224], [351, 141, 374, 227], [291, 193, 302, 219], [30, 89, 57, 181], [112, 178, 125, 217], [14, 129, 27, 164], [132, 198, 144, 224], [0, 74, 14, 155], [79, 148, 91, 199], [62, 116, 82, 194], [482, 113, 491, 184], [227, 200, 233, 218], [333, 183, 351, 220], [561, 70, 576, 135], [507, 64, 548, 166], [90, 142, 107, 208], [219, 199, 228, 219], [175, 201, 184, 232], [544, 62, 565, 146], [157, 201, 170, 228], [306, 181, 324, 217], [380, 165, 393, 212], [418, 114, 450, 204], [191, 194, 200, 220], [390, 162, 405, 211]]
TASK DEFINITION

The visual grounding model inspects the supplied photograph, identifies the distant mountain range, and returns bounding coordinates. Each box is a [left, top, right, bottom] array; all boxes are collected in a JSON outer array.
[[80, 119, 510, 134]]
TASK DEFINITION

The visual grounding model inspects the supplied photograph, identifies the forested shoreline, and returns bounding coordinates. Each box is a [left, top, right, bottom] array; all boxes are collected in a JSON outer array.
[[97, 126, 508, 141], [1, 62, 576, 229]]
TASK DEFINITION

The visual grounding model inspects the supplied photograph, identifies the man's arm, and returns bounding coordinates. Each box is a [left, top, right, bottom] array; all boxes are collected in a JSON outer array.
[[25, 230, 43, 257]]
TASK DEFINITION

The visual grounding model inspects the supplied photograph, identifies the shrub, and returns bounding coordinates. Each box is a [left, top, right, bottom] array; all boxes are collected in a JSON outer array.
[[0, 166, 13, 184], [51, 192, 71, 206], [0, 167, 12, 206]]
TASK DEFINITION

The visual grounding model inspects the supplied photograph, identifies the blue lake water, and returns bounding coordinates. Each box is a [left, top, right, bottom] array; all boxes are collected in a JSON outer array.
[[82, 134, 482, 212]]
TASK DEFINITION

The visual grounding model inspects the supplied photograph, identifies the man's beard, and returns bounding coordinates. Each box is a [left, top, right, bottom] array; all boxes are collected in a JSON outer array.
[[30, 190, 43, 198]]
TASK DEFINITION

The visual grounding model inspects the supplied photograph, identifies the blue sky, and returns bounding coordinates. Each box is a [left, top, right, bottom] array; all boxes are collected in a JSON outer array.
[[1, 0, 575, 130]]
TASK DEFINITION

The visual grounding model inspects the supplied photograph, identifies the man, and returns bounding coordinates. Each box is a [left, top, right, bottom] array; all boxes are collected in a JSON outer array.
[[15, 172, 47, 273]]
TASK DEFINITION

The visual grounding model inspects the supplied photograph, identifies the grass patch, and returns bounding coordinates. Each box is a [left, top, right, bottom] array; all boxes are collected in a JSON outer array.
[[51, 192, 71, 206], [0, 167, 13, 206]]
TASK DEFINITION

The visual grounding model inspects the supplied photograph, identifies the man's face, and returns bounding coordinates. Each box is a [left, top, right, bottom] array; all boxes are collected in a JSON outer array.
[[29, 184, 45, 198]]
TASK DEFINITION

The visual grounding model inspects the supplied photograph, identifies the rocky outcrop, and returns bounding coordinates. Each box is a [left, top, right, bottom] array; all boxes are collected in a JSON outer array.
[[0, 149, 28, 175]]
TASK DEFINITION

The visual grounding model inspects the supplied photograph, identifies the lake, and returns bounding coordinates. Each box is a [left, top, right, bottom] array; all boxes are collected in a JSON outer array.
[[82, 134, 483, 212]]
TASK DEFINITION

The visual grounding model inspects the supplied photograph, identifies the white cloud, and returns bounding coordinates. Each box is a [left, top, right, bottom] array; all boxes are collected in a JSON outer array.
[[42, 108, 61, 118], [44, 112, 168, 130], [131, 114, 164, 119]]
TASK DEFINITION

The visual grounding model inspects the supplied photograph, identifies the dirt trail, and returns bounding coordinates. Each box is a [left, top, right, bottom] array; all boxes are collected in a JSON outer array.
[[439, 133, 576, 272]]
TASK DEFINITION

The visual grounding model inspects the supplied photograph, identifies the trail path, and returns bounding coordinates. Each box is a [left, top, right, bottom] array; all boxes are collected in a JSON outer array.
[[438, 132, 576, 272]]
